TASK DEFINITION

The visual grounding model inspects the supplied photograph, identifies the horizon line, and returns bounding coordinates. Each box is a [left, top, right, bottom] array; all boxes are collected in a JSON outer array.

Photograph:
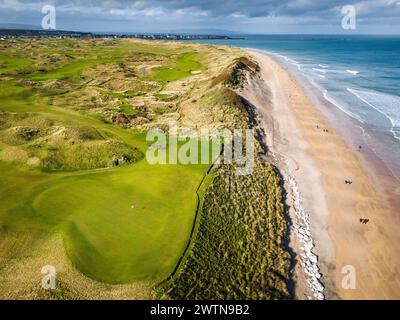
[[2, 27, 400, 37]]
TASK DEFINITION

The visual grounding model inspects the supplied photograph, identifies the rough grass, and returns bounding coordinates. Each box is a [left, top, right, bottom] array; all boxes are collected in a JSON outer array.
[[159, 54, 292, 300], [0, 38, 217, 294], [41, 140, 143, 171], [0, 231, 153, 300], [212, 57, 259, 89], [0, 111, 143, 171], [0, 37, 291, 300], [0, 54, 33, 74], [164, 162, 291, 299], [28, 59, 114, 81], [0, 151, 208, 286]]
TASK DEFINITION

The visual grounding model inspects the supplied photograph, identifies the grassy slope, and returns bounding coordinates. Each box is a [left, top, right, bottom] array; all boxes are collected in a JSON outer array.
[[165, 163, 291, 299], [162, 57, 292, 299], [153, 52, 203, 82], [0, 54, 33, 73], [0, 39, 291, 300], [0, 161, 204, 284], [0, 39, 210, 286]]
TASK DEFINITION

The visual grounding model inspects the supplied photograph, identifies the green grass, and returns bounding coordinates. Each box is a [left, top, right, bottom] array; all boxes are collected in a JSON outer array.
[[0, 105, 216, 283], [0, 159, 207, 283], [0, 38, 293, 300], [152, 52, 203, 82], [0, 81, 26, 98], [0, 38, 214, 285], [28, 59, 114, 81], [155, 93, 177, 102], [97, 89, 136, 115], [0, 106, 211, 283], [0, 54, 33, 74], [166, 163, 291, 299]]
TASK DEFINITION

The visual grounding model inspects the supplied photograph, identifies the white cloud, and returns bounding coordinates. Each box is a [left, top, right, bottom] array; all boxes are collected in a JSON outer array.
[[0, 0, 399, 33]]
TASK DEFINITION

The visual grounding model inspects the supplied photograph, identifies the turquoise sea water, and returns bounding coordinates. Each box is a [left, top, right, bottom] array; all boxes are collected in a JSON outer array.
[[192, 35, 400, 178]]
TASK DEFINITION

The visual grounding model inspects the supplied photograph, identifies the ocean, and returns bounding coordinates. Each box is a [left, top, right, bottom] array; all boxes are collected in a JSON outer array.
[[191, 35, 400, 180]]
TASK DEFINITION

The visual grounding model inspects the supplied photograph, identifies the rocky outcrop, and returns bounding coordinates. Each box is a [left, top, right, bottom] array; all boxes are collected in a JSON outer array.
[[284, 168, 325, 300]]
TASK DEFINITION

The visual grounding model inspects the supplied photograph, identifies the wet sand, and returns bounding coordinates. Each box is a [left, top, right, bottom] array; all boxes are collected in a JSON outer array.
[[242, 50, 400, 299]]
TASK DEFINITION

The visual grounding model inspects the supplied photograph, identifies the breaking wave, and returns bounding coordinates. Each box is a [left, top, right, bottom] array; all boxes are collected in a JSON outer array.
[[346, 69, 360, 75], [348, 88, 400, 141]]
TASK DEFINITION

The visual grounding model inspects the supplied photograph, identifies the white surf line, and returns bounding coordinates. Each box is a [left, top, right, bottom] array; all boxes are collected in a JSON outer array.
[[348, 88, 400, 142], [283, 164, 325, 300], [357, 125, 400, 184], [346, 69, 360, 75]]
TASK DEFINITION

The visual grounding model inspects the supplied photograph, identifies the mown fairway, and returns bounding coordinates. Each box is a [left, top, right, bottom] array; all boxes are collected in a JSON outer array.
[[0, 161, 204, 283], [0, 38, 209, 284]]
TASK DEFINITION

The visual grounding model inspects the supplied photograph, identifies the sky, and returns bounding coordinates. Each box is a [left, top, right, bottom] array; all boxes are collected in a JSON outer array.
[[1, 0, 400, 34]]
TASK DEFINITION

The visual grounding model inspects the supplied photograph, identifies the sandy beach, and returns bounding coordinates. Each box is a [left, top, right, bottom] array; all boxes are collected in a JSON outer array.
[[242, 50, 400, 299]]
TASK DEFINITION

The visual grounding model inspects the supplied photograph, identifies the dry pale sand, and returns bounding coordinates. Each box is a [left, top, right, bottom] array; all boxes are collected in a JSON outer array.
[[243, 50, 400, 299]]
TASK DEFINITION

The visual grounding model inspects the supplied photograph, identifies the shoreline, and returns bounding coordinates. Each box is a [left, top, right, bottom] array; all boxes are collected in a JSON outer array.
[[246, 47, 400, 184], [243, 49, 400, 299]]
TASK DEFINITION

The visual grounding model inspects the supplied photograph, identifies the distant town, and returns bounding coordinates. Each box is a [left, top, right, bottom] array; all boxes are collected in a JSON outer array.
[[0, 28, 242, 41]]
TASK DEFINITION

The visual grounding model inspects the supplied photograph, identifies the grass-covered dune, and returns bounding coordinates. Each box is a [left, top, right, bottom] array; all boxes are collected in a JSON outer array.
[[0, 37, 291, 299], [163, 162, 291, 299], [157, 57, 292, 300], [0, 38, 226, 298]]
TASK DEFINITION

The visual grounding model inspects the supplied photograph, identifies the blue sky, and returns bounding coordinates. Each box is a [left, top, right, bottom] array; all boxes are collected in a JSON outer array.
[[1, 0, 400, 34]]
